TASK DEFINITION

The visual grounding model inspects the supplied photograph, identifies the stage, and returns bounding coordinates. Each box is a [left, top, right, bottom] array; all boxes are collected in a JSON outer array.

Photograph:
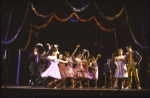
[[2, 86, 150, 96]]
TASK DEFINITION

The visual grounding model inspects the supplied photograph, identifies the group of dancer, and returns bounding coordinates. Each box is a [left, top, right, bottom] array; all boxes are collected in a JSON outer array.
[[102, 45, 142, 89], [28, 43, 101, 88]]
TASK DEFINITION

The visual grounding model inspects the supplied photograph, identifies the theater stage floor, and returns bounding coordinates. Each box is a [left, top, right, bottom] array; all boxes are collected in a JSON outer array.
[[2, 86, 150, 96]]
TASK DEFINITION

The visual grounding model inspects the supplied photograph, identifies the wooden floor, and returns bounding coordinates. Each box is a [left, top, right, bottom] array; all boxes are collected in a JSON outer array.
[[2, 86, 150, 97]]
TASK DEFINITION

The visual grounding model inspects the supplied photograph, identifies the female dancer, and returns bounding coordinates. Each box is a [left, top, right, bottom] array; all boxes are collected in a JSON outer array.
[[73, 49, 86, 88], [113, 49, 128, 89], [89, 54, 101, 88], [81, 50, 93, 88], [65, 44, 80, 88], [57, 54, 68, 88], [41, 47, 61, 88]]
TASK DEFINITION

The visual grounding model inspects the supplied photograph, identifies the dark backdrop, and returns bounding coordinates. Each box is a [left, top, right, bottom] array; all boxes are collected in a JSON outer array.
[[1, 0, 149, 88]]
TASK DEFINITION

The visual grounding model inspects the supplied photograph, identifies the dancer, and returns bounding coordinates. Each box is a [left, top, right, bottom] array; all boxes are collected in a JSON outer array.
[[113, 49, 128, 89], [89, 54, 101, 88], [41, 47, 61, 88], [29, 43, 43, 87], [57, 54, 68, 88], [73, 49, 86, 88], [65, 44, 80, 88], [81, 50, 93, 88], [125, 45, 142, 89], [102, 58, 110, 88], [109, 53, 117, 88]]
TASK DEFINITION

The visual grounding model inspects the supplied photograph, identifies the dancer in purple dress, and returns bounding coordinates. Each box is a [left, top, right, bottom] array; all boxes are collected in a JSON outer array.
[[114, 49, 128, 89], [41, 47, 61, 88], [89, 54, 102, 88], [65, 44, 80, 88]]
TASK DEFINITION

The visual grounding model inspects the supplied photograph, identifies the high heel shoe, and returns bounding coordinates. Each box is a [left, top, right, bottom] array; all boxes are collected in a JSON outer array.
[[57, 84, 62, 88], [48, 82, 53, 88], [79, 86, 82, 89]]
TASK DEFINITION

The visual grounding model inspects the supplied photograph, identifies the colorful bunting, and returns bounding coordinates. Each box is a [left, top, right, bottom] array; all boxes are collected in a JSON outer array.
[[94, 0, 125, 20]]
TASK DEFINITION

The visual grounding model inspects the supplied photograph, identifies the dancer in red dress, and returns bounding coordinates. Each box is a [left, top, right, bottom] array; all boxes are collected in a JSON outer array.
[[57, 54, 68, 88]]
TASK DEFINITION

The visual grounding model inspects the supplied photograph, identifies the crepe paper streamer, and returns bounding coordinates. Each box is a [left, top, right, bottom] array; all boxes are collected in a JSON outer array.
[[1, 9, 12, 23], [22, 26, 33, 50], [16, 48, 21, 85], [31, 0, 61, 18], [32, 12, 115, 32], [4, 48, 7, 59], [93, 16, 115, 32], [2, 3, 31, 45], [16, 47, 34, 85], [114, 29, 118, 50], [80, 0, 102, 12], [65, 13, 83, 22], [124, 7, 149, 49], [1, 12, 12, 44], [94, 0, 125, 20], [141, 19, 149, 48], [15, 3, 44, 22], [2, 22, 25, 44], [66, 0, 91, 12]]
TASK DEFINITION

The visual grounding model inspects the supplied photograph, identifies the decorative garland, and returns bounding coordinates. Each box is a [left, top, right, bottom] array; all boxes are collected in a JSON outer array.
[[141, 19, 149, 48], [22, 26, 33, 50], [124, 7, 149, 49], [31, 0, 61, 18], [32, 12, 115, 32], [1, 12, 12, 44], [2, 3, 30, 45], [114, 28, 118, 50], [65, 13, 83, 22], [15, 3, 43, 22], [81, 0, 96, 11], [16, 48, 21, 86], [3, 22, 25, 44], [94, 0, 125, 20], [65, 0, 91, 12]]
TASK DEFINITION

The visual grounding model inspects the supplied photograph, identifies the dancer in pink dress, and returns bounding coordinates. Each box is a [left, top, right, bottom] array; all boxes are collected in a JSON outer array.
[[89, 54, 102, 88], [73, 49, 86, 88], [41, 47, 61, 88], [65, 44, 80, 88], [81, 50, 93, 88]]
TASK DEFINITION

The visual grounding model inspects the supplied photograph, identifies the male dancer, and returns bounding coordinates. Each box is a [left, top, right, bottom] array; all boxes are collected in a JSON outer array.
[[109, 53, 117, 88], [125, 45, 142, 89], [102, 58, 110, 88], [29, 44, 42, 87]]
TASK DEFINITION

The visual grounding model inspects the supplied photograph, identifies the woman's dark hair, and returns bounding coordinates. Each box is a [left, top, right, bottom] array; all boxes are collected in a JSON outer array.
[[76, 51, 81, 57], [90, 55, 95, 59], [49, 47, 57, 55], [126, 45, 132, 49]]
